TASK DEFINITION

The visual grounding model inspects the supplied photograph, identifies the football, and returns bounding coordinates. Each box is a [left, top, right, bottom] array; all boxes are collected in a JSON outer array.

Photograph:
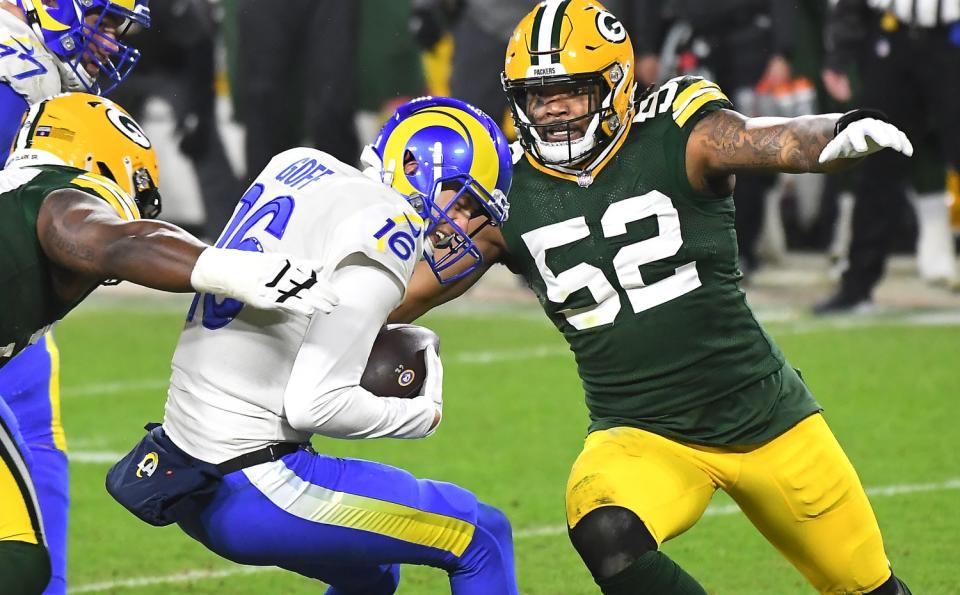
[[359, 324, 440, 398]]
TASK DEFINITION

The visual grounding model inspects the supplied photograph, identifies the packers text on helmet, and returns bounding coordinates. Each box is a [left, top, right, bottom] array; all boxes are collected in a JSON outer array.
[[502, 0, 636, 183]]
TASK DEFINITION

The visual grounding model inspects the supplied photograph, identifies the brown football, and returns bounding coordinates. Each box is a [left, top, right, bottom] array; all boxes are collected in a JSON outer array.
[[359, 324, 440, 398]]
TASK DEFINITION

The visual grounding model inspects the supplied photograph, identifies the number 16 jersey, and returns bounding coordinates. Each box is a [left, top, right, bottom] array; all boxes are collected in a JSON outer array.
[[165, 148, 424, 461], [499, 77, 820, 445]]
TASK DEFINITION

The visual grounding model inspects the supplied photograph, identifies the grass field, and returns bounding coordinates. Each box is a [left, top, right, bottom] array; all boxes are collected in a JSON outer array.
[[56, 294, 960, 594]]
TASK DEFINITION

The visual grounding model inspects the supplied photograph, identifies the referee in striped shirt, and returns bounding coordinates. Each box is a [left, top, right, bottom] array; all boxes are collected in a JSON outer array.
[[816, 0, 960, 313]]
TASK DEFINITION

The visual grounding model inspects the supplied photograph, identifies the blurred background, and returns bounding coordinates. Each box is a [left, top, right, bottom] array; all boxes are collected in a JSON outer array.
[[110, 0, 960, 315], [64, 2, 960, 593]]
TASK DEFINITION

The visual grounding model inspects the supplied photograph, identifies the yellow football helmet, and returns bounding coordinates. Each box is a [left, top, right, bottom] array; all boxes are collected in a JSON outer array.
[[502, 0, 637, 184], [7, 92, 161, 218]]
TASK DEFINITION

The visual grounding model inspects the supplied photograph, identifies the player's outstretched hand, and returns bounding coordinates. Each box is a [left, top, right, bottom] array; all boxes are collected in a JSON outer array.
[[417, 346, 444, 433], [818, 118, 914, 164], [190, 248, 340, 316]]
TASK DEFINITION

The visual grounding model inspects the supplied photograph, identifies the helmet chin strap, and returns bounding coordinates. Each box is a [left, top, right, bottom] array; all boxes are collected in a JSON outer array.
[[18, 0, 48, 44]]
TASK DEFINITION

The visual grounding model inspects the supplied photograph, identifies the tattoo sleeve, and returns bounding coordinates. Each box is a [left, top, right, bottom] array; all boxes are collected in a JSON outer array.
[[690, 109, 841, 181]]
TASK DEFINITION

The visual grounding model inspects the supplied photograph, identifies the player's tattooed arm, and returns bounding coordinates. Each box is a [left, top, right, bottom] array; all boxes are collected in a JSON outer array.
[[37, 189, 206, 297], [686, 109, 842, 194]]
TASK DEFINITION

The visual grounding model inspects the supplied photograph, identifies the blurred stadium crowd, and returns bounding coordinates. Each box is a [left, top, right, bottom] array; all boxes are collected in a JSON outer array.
[[119, 0, 960, 313]]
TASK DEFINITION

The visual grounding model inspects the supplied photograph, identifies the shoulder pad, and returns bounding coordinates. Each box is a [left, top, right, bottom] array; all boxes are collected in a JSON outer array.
[[0, 166, 40, 194], [328, 188, 424, 286], [634, 76, 731, 127], [0, 20, 63, 101], [69, 172, 141, 220]]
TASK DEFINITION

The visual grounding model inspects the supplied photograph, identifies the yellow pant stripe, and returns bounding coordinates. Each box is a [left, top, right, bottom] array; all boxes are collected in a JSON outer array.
[[0, 420, 43, 544], [44, 333, 67, 453], [245, 464, 476, 556]]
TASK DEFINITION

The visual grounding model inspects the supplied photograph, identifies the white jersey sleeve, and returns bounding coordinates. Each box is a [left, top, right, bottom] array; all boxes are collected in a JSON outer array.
[[163, 148, 432, 463], [0, 10, 71, 103], [314, 180, 425, 290], [282, 259, 437, 440]]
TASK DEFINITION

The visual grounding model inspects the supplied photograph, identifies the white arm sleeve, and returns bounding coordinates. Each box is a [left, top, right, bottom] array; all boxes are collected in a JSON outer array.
[[282, 256, 437, 439]]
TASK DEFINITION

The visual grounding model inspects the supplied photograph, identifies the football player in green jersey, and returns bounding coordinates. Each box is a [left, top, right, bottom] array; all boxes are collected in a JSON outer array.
[[0, 92, 340, 593], [0, 93, 340, 367], [390, 1, 914, 594]]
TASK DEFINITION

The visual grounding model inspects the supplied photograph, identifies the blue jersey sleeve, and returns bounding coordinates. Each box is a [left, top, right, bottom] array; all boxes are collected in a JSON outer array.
[[0, 83, 29, 166]]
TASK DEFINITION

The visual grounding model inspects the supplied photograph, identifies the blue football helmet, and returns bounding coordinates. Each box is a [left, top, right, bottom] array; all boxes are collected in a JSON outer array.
[[16, 0, 151, 94], [363, 96, 512, 284]]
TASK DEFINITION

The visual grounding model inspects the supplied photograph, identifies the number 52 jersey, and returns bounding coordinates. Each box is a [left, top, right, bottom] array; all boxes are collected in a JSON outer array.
[[500, 77, 820, 446]]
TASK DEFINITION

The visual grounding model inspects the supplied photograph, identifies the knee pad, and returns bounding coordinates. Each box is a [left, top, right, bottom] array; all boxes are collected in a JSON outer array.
[[568, 506, 657, 580]]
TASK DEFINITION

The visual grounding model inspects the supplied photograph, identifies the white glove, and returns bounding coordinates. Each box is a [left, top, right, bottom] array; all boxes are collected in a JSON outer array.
[[818, 118, 914, 164], [190, 248, 340, 316], [414, 346, 443, 434]]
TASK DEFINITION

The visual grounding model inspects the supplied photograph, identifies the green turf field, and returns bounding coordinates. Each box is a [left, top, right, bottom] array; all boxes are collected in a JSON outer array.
[[57, 295, 960, 594]]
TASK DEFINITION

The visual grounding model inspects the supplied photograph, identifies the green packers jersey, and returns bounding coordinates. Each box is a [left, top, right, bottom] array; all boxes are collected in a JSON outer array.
[[500, 77, 820, 445], [0, 165, 139, 366]]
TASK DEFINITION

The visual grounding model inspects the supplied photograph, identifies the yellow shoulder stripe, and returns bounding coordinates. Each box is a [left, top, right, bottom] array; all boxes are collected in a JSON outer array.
[[71, 174, 141, 221], [673, 89, 729, 128], [672, 79, 714, 112]]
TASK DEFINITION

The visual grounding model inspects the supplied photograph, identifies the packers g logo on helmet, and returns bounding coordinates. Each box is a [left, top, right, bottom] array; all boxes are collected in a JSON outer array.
[[16, 0, 151, 94], [596, 10, 626, 43], [362, 96, 512, 284], [8, 92, 161, 219], [502, 0, 637, 185]]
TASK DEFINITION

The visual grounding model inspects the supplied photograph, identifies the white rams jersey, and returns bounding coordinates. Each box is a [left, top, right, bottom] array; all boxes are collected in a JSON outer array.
[[164, 148, 431, 463], [0, 9, 85, 103]]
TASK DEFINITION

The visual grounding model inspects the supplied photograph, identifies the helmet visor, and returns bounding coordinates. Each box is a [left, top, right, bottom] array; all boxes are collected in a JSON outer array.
[[506, 73, 613, 165], [421, 172, 503, 284], [69, 2, 150, 94]]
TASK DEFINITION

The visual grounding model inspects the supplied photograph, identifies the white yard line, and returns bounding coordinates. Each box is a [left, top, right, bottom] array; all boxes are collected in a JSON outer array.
[[70, 451, 126, 464], [61, 309, 960, 400], [60, 310, 960, 400], [68, 477, 960, 593], [62, 378, 169, 398], [70, 566, 271, 593], [60, 346, 572, 399]]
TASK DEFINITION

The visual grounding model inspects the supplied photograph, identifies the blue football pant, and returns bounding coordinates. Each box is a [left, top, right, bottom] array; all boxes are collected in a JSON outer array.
[[174, 448, 519, 595], [0, 393, 52, 595], [0, 336, 68, 595]]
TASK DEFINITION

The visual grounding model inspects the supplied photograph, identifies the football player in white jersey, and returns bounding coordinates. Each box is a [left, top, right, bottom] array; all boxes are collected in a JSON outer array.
[[110, 97, 519, 594], [1, 92, 341, 594], [0, 3, 149, 593]]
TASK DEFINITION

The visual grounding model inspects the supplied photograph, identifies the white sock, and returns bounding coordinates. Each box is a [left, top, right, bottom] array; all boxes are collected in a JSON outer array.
[[910, 191, 957, 282]]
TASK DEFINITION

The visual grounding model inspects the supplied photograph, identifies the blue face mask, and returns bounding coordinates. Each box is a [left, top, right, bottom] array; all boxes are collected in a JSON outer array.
[[18, 0, 151, 94]]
